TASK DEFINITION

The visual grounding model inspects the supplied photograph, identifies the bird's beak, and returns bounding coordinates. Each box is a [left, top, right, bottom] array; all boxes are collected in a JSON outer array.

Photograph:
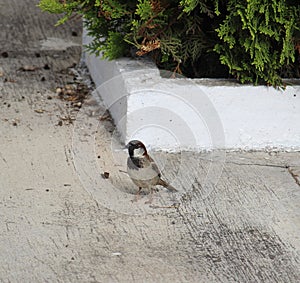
[[125, 143, 129, 149]]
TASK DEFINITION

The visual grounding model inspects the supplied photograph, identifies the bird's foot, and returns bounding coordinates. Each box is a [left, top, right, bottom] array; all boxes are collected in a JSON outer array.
[[131, 187, 142, 203], [131, 196, 140, 203], [144, 199, 153, 204], [145, 188, 154, 204]]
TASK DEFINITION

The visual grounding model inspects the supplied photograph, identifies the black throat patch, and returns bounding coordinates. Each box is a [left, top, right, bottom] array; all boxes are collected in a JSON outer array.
[[128, 147, 134, 158], [128, 157, 143, 169]]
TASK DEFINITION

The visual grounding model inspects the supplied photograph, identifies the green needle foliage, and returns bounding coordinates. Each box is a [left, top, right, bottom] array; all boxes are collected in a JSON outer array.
[[214, 0, 300, 86], [38, 0, 300, 87]]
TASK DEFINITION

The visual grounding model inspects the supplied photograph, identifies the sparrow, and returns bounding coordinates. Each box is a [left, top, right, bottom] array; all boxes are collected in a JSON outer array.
[[126, 140, 177, 202]]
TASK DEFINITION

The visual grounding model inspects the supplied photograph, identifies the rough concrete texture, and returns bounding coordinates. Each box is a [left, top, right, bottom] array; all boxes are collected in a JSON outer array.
[[0, 1, 300, 282]]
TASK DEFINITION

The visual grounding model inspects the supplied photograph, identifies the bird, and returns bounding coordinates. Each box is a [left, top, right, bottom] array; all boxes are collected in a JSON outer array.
[[126, 140, 177, 202]]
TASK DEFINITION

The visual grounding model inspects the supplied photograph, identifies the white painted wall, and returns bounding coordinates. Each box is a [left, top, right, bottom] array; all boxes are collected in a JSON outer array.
[[83, 30, 300, 151]]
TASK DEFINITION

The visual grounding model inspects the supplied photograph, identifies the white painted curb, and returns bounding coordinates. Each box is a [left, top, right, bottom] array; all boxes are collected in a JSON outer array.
[[83, 30, 300, 151]]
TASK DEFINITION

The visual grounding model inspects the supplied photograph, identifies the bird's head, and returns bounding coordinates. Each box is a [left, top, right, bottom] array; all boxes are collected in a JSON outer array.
[[126, 140, 147, 158]]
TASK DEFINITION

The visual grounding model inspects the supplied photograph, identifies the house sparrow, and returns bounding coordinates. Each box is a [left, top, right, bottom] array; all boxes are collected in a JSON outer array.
[[126, 140, 177, 202]]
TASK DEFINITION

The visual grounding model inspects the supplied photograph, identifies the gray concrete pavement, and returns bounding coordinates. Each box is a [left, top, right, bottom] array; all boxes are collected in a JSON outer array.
[[0, 1, 300, 282]]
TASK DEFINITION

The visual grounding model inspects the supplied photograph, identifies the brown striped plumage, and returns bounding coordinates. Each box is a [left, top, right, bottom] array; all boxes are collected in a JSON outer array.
[[126, 140, 177, 202]]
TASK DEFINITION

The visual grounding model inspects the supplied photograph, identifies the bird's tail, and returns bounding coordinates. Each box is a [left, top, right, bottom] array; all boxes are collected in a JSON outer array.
[[158, 179, 177, 192]]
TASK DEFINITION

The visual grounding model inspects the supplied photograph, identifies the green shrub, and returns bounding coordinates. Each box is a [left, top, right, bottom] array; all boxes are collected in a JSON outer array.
[[39, 0, 300, 87], [214, 0, 300, 86]]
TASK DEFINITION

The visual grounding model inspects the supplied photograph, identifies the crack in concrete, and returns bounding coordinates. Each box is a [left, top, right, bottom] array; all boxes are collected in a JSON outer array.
[[288, 167, 300, 187], [225, 161, 300, 187], [225, 161, 288, 169], [180, 156, 300, 188]]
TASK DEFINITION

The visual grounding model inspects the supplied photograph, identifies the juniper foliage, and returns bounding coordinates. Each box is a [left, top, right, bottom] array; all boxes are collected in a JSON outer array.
[[39, 0, 300, 86]]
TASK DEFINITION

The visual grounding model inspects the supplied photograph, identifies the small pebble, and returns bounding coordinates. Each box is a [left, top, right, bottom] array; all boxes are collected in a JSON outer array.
[[103, 172, 109, 179], [56, 87, 62, 94]]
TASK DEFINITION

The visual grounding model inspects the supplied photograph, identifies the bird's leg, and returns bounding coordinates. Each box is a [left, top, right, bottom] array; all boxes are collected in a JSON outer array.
[[131, 187, 142, 203], [145, 187, 154, 204]]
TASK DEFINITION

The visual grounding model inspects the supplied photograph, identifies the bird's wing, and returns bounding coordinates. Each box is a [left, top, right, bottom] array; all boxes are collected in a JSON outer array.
[[147, 155, 177, 191], [146, 155, 162, 178], [151, 161, 161, 178]]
